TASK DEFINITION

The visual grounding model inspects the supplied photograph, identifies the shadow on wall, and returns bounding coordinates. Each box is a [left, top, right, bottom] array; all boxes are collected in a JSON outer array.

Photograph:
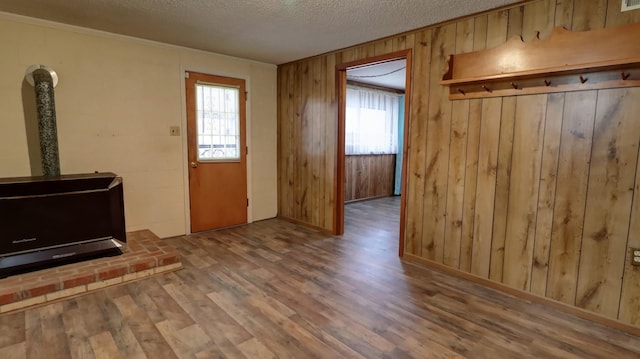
[[21, 79, 42, 176]]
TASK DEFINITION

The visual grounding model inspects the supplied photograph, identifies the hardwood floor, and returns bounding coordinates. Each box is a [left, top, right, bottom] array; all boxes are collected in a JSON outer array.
[[1, 196, 639, 358]]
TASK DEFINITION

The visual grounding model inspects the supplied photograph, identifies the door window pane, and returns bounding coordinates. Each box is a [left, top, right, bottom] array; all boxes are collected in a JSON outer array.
[[196, 84, 241, 161]]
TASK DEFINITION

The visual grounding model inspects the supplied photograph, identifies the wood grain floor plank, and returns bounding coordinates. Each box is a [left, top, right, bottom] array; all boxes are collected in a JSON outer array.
[[89, 331, 122, 359], [237, 337, 276, 359], [61, 307, 97, 359], [0, 311, 25, 349], [112, 295, 178, 359], [0, 342, 26, 359], [161, 279, 252, 355], [97, 288, 147, 359]]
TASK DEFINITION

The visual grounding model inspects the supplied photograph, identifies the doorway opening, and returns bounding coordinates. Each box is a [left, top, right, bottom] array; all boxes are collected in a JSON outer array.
[[335, 49, 412, 257]]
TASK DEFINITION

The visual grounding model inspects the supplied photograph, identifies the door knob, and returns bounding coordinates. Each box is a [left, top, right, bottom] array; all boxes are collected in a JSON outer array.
[[190, 161, 198, 168]]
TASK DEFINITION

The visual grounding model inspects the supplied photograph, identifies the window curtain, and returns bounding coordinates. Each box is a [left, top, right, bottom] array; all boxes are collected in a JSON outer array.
[[394, 95, 405, 195], [345, 85, 399, 155]]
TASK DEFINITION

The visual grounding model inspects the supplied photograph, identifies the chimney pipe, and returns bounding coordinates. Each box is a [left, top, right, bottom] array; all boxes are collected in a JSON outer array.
[[25, 65, 60, 177]]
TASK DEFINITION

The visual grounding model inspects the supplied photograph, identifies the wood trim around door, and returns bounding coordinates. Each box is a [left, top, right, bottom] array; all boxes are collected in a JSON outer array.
[[335, 49, 413, 258]]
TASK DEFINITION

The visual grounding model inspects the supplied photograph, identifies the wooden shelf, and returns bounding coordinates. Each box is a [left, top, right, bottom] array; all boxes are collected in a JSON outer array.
[[441, 22, 640, 100]]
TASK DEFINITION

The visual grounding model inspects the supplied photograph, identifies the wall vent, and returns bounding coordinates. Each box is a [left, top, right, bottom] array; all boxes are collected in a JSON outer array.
[[622, 0, 640, 11]]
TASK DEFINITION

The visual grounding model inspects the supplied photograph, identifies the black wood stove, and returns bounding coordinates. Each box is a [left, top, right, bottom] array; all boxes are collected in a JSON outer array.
[[0, 173, 126, 278]]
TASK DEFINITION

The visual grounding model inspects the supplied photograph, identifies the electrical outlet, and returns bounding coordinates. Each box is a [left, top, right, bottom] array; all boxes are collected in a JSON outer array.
[[170, 126, 180, 136], [632, 248, 640, 266]]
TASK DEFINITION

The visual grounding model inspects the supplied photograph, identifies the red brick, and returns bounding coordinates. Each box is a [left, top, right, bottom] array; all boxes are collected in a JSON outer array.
[[0, 290, 20, 305], [143, 245, 160, 252], [127, 243, 143, 251], [157, 254, 181, 266], [97, 266, 128, 280], [129, 258, 157, 273], [63, 273, 97, 288], [24, 281, 60, 298]]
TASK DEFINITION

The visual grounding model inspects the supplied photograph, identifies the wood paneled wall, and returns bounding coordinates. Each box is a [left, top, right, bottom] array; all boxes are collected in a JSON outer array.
[[345, 154, 395, 202], [277, 0, 640, 326]]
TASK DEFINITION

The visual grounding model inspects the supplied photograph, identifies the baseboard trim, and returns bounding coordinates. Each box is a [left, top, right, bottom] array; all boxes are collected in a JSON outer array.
[[402, 253, 640, 337]]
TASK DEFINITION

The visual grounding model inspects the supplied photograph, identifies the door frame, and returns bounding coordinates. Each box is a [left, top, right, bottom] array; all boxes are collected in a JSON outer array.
[[180, 66, 253, 235], [335, 49, 412, 257]]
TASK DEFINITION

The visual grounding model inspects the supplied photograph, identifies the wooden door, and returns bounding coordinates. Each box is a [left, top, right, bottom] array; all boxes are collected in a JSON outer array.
[[186, 71, 247, 233]]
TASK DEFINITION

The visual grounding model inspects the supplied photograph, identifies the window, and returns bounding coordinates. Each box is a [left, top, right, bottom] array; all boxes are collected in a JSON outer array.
[[345, 85, 399, 155], [195, 83, 241, 161]]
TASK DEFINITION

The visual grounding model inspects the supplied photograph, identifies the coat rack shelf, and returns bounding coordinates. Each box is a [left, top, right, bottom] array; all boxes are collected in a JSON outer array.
[[441, 22, 640, 100]]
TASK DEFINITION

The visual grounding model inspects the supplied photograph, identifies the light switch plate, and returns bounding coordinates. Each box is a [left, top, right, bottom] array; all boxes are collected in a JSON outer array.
[[170, 126, 180, 136]]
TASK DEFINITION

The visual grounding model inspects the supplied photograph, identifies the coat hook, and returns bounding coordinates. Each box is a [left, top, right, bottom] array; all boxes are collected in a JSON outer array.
[[457, 88, 465, 95], [621, 72, 630, 80], [511, 82, 518, 89], [579, 75, 588, 84], [544, 80, 551, 87], [482, 85, 492, 93]]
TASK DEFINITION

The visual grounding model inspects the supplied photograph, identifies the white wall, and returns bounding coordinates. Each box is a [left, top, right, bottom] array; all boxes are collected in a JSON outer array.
[[0, 12, 278, 238]]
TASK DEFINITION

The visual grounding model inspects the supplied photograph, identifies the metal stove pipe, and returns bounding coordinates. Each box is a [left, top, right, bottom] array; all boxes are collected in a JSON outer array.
[[26, 65, 60, 176]]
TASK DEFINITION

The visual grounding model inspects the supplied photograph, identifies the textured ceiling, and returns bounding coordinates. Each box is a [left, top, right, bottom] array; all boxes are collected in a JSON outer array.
[[0, 0, 521, 64], [347, 59, 407, 90]]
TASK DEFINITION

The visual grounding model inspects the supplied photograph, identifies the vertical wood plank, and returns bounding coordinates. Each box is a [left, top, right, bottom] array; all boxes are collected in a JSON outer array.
[[292, 62, 303, 221], [287, 64, 297, 220], [355, 44, 376, 62], [502, 94, 547, 290], [546, 90, 596, 304], [470, 10, 507, 278], [444, 18, 474, 268], [521, 0, 556, 41], [404, 28, 432, 256], [471, 98, 501, 277], [318, 55, 328, 229], [311, 57, 322, 226], [459, 99, 482, 272], [486, 10, 509, 48], [299, 61, 312, 222], [340, 49, 355, 64], [459, 15, 488, 272], [277, 66, 285, 217], [374, 39, 394, 57], [506, 4, 524, 39], [500, 0, 555, 291], [527, 0, 574, 296], [422, 23, 456, 261], [547, 0, 607, 304], [554, 0, 574, 29], [576, 88, 640, 318], [618, 88, 640, 325], [325, 54, 336, 231], [489, 96, 516, 281], [281, 64, 296, 219], [529, 93, 563, 296], [572, 0, 607, 31], [489, 5, 523, 282], [392, 34, 413, 52]]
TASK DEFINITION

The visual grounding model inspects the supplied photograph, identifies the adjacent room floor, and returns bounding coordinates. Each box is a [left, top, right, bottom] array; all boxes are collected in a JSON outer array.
[[1, 196, 639, 358]]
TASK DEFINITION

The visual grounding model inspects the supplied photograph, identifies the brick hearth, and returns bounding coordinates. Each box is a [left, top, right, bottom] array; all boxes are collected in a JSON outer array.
[[0, 230, 181, 313]]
